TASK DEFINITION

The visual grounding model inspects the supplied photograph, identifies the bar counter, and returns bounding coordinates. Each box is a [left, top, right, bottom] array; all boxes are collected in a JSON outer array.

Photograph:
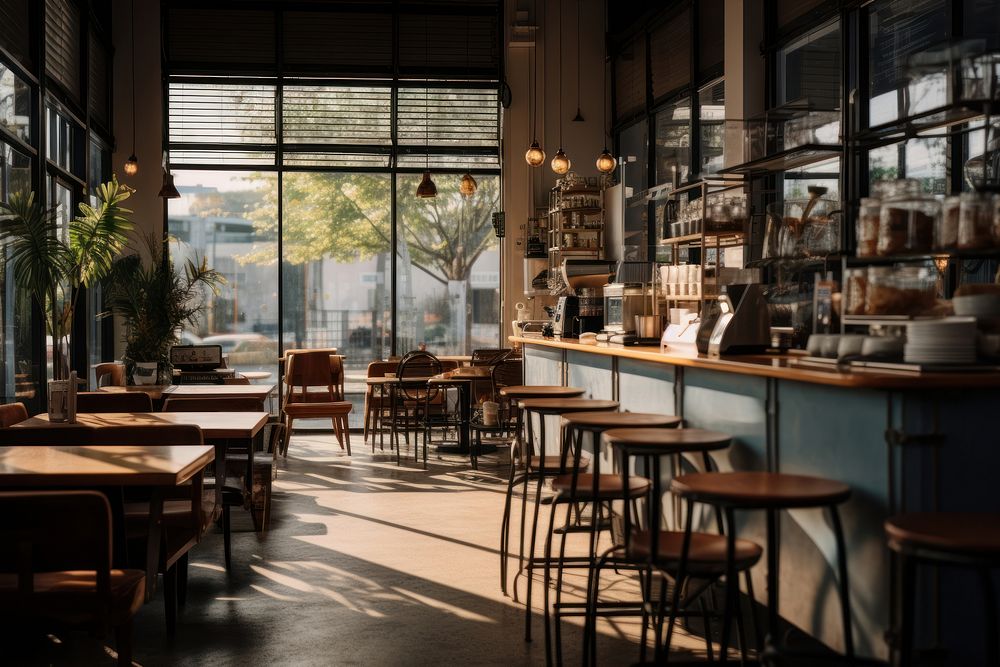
[[512, 335, 999, 661]]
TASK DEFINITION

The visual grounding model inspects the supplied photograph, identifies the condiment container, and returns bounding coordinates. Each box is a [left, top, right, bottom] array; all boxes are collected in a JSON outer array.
[[878, 179, 939, 255], [958, 191, 993, 249], [937, 195, 960, 250], [856, 197, 880, 257]]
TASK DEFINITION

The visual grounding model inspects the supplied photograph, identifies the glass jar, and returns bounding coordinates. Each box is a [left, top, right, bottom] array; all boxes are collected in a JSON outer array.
[[843, 268, 868, 316], [866, 265, 936, 316], [958, 191, 993, 249], [856, 197, 880, 257], [937, 195, 960, 250], [877, 179, 939, 255]]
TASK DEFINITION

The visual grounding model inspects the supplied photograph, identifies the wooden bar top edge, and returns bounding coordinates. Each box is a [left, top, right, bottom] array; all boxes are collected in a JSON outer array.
[[511, 335, 1000, 389]]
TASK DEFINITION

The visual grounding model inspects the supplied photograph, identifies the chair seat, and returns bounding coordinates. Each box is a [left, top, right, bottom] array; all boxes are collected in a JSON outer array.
[[284, 401, 352, 417], [671, 472, 851, 509], [528, 455, 590, 473], [500, 385, 585, 399], [603, 427, 733, 453], [885, 512, 1000, 558], [551, 473, 651, 500], [518, 398, 619, 414], [561, 411, 681, 430], [124, 498, 216, 536], [0, 569, 145, 624], [630, 530, 763, 574]]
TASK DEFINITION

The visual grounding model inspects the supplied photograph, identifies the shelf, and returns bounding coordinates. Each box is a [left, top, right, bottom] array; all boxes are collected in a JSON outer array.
[[845, 247, 1000, 265], [551, 206, 603, 214], [549, 247, 601, 254], [851, 102, 988, 149], [660, 231, 747, 246], [843, 315, 936, 326], [718, 144, 842, 175]]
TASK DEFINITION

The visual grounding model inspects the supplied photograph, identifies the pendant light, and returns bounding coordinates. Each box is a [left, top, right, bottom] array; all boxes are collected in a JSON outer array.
[[524, 0, 545, 167], [158, 152, 180, 199], [123, 0, 138, 176], [416, 14, 436, 198], [595, 3, 617, 174], [458, 15, 477, 196], [551, 0, 570, 175]]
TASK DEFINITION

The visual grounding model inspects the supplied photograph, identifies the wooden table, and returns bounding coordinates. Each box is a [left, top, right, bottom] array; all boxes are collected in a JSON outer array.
[[427, 368, 490, 455], [98, 383, 276, 404], [17, 411, 269, 440], [0, 444, 215, 599]]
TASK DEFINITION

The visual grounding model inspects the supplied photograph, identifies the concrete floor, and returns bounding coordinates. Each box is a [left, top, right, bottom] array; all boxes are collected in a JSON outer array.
[[4, 432, 715, 666]]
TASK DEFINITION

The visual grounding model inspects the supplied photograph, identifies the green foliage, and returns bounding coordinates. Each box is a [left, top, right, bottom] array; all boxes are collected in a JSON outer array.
[[0, 177, 134, 377], [103, 234, 224, 383]]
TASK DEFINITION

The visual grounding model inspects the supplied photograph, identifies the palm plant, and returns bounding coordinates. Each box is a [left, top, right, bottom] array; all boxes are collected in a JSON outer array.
[[0, 177, 134, 379], [103, 234, 223, 384]]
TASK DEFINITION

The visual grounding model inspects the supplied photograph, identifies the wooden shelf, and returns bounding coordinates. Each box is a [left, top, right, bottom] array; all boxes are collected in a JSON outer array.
[[660, 231, 747, 246], [718, 144, 842, 176]]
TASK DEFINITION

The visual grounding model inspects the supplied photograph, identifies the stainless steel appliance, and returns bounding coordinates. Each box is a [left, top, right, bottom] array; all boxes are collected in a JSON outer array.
[[553, 296, 603, 338], [602, 282, 647, 335], [703, 284, 770, 355], [552, 260, 616, 337], [170, 345, 235, 384]]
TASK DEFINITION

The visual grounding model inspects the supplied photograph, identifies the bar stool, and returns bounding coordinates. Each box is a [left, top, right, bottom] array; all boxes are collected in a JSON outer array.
[[670, 471, 853, 663], [544, 412, 681, 666], [498, 385, 586, 596], [508, 397, 619, 639], [589, 427, 760, 665], [885, 512, 1000, 667]]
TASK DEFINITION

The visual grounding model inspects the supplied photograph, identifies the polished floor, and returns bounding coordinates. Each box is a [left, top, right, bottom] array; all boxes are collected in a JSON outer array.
[[5, 432, 716, 666]]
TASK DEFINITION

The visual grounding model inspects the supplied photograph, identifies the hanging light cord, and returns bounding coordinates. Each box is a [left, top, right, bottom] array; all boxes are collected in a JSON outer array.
[[602, 1, 608, 145], [557, 0, 562, 149], [574, 0, 582, 120], [425, 13, 429, 171], [130, 0, 136, 155]]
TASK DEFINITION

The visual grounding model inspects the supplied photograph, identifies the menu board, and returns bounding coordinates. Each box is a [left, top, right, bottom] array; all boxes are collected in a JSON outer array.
[[869, 0, 950, 99]]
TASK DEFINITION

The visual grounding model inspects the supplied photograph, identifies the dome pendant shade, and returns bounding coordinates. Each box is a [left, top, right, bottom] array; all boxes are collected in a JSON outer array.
[[525, 140, 546, 167], [459, 172, 477, 197], [123, 154, 139, 176], [158, 170, 181, 199], [551, 148, 571, 175], [416, 170, 438, 198], [596, 148, 617, 174]]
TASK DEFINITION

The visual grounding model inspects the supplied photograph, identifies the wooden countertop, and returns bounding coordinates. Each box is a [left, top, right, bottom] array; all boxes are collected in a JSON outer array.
[[511, 336, 1000, 389], [18, 412, 270, 440]]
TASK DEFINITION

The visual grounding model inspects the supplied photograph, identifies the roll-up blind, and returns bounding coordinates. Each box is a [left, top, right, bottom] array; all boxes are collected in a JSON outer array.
[[88, 31, 109, 129], [166, 8, 276, 71], [45, 0, 82, 101], [283, 86, 391, 146], [396, 87, 499, 147], [398, 13, 499, 77], [168, 82, 276, 146], [0, 0, 32, 69], [698, 0, 724, 75], [776, 0, 831, 29], [283, 11, 392, 75], [650, 8, 690, 100], [614, 36, 645, 122]]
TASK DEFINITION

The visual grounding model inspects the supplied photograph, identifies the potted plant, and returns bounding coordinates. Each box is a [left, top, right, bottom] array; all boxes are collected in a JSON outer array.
[[0, 177, 134, 379], [103, 234, 223, 385]]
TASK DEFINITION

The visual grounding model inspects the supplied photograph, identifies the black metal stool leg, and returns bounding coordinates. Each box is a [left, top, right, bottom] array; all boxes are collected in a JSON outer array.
[[829, 505, 854, 658], [718, 507, 738, 664], [898, 554, 916, 667], [765, 507, 780, 649], [981, 567, 999, 667]]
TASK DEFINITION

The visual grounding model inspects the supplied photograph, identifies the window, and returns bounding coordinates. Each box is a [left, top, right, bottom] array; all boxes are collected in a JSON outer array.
[[655, 98, 691, 186], [0, 62, 30, 143], [777, 19, 841, 111], [698, 79, 725, 176]]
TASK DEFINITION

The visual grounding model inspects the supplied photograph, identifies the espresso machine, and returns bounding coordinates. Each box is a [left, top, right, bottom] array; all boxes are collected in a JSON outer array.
[[699, 283, 770, 355], [600, 261, 654, 344], [553, 260, 616, 337]]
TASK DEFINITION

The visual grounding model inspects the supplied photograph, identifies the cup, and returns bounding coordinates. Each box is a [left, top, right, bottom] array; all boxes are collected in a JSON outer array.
[[482, 401, 499, 426], [836, 334, 865, 360]]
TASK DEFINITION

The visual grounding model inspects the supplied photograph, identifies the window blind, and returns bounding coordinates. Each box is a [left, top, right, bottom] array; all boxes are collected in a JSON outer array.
[[698, 0, 724, 75], [776, 0, 832, 29], [0, 0, 31, 70], [398, 13, 499, 78], [45, 0, 82, 101], [168, 82, 277, 145], [88, 31, 109, 130], [396, 87, 499, 148], [166, 8, 276, 71], [283, 11, 392, 76], [650, 8, 691, 100], [283, 86, 391, 146], [614, 35, 646, 123]]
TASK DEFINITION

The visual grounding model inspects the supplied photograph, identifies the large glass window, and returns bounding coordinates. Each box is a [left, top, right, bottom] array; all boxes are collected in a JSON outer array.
[[655, 97, 691, 185], [698, 78, 725, 176], [777, 19, 841, 110], [0, 63, 31, 143]]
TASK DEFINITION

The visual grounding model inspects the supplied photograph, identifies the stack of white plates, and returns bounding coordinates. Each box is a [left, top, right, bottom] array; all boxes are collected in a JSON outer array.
[[905, 317, 978, 365]]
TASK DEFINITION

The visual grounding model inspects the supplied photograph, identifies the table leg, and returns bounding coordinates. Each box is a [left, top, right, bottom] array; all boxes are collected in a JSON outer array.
[[145, 487, 165, 602]]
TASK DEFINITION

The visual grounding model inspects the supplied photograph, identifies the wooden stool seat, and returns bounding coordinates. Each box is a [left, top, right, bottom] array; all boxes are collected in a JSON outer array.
[[672, 471, 851, 509], [518, 398, 619, 414], [551, 473, 651, 500], [629, 529, 763, 574], [885, 512, 1000, 558], [560, 411, 681, 430], [528, 455, 589, 472], [603, 427, 732, 453], [500, 385, 585, 399]]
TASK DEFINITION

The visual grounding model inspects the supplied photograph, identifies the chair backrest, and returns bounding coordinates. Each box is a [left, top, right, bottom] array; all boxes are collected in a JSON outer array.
[[0, 490, 113, 598], [76, 391, 153, 413], [395, 352, 441, 401], [88, 424, 203, 446], [491, 358, 523, 391], [94, 362, 125, 388], [0, 425, 95, 445], [471, 349, 511, 366], [285, 351, 344, 402], [366, 361, 398, 379], [0, 402, 29, 427], [163, 396, 265, 412]]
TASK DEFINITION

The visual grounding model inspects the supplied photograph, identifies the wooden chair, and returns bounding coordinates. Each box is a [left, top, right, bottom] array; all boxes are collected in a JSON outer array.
[[0, 402, 28, 427], [470, 348, 511, 366], [162, 396, 264, 412], [89, 425, 217, 633], [94, 362, 125, 388], [282, 351, 352, 457], [0, 425, 95, 445], [77, 391, 153, 413], [364, 361, 398, 447], [0, 490, 145, 666]]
